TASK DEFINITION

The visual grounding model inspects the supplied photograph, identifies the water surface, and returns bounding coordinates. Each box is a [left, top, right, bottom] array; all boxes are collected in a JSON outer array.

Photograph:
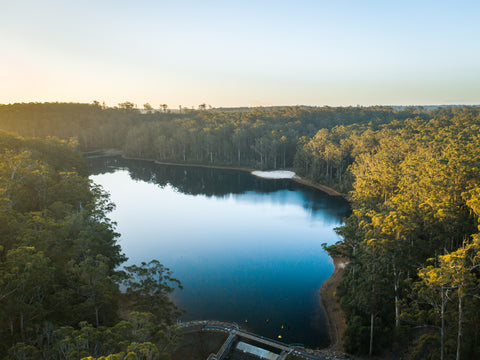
[[88, 156, 349, 347]]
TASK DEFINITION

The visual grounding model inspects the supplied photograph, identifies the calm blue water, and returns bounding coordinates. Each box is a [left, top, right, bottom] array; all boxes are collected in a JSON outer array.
[[88, 156, 349, 347]]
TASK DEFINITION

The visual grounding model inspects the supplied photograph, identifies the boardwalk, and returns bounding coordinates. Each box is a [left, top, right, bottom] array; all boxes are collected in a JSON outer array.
[[179, 320, 326, 360]]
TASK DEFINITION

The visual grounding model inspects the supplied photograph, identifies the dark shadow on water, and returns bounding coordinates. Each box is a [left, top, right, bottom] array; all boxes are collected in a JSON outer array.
[[87, 155, 350, 347], [88, 155, 350, 221]]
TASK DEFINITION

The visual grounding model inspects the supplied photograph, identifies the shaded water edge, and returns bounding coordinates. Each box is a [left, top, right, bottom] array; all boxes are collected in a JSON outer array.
[[87, 150, 345, 197], [87, 155, 350, 347]]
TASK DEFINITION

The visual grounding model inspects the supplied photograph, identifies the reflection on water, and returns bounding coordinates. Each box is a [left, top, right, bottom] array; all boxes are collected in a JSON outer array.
[[88, 156, 350, 347]]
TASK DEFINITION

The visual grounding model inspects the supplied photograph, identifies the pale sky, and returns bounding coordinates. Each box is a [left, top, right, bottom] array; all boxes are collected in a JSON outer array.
[[1, 0, 479, 108]]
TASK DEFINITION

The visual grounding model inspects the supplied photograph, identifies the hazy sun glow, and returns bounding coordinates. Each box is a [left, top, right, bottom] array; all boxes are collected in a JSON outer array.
[[2, 0, 479, 108]]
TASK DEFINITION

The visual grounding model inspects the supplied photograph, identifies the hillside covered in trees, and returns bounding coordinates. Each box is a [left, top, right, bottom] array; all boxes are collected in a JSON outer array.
[[0, 103, 426, 192], [1, 103, 480, 359], [0, 132, 182, 359], [326, 108, 480, 359]]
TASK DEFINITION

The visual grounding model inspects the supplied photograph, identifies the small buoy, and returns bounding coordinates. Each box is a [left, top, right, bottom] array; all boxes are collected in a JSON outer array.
[[278, 335, 282, 339], [266, 318, 270, 323], [245, 319, 248, 323], [281, 325, 284, 329]]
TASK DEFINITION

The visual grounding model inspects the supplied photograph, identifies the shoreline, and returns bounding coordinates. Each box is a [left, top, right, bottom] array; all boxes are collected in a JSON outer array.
[[319, 256, 348, 352], [89, 149, 348, 352], [293, 177, 343, 197], [92, 150, 344, 197]]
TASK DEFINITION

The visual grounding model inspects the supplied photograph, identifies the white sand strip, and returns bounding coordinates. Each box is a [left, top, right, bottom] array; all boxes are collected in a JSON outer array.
[[251, 170, 297, 179]]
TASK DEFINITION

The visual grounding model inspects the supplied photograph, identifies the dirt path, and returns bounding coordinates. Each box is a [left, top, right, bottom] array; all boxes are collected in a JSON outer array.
[[319, 256, 348, 352], [292, 177, 344, 197]]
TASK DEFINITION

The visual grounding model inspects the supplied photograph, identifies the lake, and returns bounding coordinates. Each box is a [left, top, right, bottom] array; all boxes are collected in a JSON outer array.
[[88, 156, 350, 347]]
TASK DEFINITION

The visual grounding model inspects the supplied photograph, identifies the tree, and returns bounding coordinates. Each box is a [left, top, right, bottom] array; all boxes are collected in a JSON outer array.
[[143, 104, 153, 112], [118, 102, 136, 111], [123, 260, 183, 324], [1, 246, 53, 341], [418, 236, 480, 360], [334, 212, 365, 289], [70, 255, 120, 327]]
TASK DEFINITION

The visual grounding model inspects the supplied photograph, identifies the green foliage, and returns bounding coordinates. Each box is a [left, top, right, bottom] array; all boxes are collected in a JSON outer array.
[[9, 343, 40, 360], [333, 107, 480, 358], [51, 313, 180, 360], [123, 261, 183, 324], [0, 132, 180, 359], [0, 103, 424, 176], [2, 102, 480, 359]]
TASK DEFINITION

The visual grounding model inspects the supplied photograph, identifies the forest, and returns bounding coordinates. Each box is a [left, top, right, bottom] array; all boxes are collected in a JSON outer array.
[[0, 103, 425, 188], [0, 132, 182, 359], [0, 102, 479, 359], [325, 107, 480, 359]]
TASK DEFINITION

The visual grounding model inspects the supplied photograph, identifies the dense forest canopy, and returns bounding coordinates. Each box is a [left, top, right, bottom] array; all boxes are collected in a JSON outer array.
[[1, 102, 480, 359], [0, 132, 181, 359], [328, 107, 480, 359], [0, 103, 427, 187]]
